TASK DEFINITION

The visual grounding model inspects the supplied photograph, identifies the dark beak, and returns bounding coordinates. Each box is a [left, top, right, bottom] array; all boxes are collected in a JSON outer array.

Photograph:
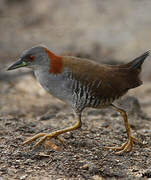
[[7, 59, 27, 71]]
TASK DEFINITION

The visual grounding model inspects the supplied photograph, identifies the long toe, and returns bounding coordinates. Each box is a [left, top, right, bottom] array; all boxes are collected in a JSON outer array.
[[105, 136, 141, 154], [33, 133, 65, 148], [34, 135, 48, 147], [115, 139, 132, 154], [104, 140, 128, 151], [22, 133, 47, 146]]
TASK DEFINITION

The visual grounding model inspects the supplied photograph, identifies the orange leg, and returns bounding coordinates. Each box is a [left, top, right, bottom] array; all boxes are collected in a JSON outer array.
[[105, 104, 142, 154], [22, 114, 82, 149]]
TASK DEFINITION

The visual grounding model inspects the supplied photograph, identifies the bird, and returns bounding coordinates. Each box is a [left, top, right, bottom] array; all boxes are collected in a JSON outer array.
[[7, 45, 149, 154]]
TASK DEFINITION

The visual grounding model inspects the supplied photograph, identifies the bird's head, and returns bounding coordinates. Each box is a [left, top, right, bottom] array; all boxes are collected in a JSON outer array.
[[7, 45, 63, 74]]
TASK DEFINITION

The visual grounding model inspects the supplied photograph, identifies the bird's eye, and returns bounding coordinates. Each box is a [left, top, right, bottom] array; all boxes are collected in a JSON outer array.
[[29, 55, 35, 61]]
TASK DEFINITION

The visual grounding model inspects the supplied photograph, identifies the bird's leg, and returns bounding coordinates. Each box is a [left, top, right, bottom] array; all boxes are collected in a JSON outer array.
[[22, 133, 47, 145], [22, 114, 82, 149], [105, 104, 142, 154]]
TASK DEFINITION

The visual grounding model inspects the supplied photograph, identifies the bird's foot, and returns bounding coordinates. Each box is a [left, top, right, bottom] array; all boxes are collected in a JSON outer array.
[[104, 136, 142, 154], [22, 132, 65, 150]]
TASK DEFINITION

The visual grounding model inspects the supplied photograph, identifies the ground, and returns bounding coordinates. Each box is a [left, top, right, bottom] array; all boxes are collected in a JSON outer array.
[[0, 0, 151, 179]]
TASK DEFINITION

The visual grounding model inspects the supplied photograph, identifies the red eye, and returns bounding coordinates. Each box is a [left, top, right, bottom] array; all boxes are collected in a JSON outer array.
[[29, 55, 34, 61]]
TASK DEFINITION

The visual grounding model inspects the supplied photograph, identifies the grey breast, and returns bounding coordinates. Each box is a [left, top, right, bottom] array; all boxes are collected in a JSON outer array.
[[34, 68, 75, 104]]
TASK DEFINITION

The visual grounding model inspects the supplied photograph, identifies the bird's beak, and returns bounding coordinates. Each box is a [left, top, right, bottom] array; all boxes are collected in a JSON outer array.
[[7, 59, 27, 71]]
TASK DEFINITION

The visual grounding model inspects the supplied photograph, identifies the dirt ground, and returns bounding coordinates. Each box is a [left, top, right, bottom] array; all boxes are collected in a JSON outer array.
[[0, 0, 151, 179]]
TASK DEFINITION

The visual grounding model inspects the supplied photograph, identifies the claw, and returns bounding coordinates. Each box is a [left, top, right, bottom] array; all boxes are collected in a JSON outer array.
[[104, 136, 141, 154], [22, 133, 47, 146], [22, 132, 65, 150], [21, 115, 81, 151]]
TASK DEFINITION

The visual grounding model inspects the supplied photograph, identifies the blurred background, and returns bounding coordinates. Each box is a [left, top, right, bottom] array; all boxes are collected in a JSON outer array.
[[1, 0, 151, 71]]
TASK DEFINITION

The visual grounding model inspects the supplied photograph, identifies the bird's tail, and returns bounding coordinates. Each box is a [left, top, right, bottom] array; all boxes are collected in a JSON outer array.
[[117, 51, 150, 89], [118, 51, 150, 70], [129, 51, 150, 70]]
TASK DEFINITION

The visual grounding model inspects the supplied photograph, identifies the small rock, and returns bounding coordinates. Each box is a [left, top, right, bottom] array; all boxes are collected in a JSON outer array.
[[20, 174, 27, 180]]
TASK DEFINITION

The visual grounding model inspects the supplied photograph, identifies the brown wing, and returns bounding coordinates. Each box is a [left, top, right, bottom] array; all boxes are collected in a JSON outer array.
[[62, 56, 132, 100]]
